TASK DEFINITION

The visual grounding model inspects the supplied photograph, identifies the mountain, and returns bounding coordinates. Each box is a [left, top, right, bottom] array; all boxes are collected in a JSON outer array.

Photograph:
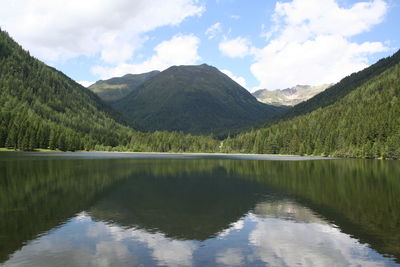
[[253, 84, 332, 106], [111, 64, 287, 135], [0, 29, 134, 151], [0, 29, 219, 152], [89, 71, 160, 102], [223, 49, 400, 159], [279, 50, 400, 120]]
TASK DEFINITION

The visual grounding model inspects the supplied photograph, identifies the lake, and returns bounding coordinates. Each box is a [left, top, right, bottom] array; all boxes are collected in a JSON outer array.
[[0, 152, 399, 266]]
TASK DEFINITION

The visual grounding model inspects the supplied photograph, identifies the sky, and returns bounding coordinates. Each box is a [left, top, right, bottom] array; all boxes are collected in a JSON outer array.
[[0, 0, 399, 91]]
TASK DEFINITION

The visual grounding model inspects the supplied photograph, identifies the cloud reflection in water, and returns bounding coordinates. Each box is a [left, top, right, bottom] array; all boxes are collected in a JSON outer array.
[[3, 201, 397, 267]]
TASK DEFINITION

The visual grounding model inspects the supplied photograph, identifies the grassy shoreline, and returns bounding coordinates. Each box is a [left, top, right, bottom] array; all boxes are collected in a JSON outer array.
[[0, 147, 334, 159], [2, 149, 390, 160]]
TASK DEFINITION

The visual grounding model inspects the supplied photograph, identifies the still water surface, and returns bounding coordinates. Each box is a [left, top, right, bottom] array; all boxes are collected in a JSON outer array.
[[0, 152, 399, 266]]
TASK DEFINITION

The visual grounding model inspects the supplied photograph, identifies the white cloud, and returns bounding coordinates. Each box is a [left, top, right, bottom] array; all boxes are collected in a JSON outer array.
[[249, 217, 390, 266], [218, 218, 245, 238], [92, 34, 201, 79], [87, 217, 197, 267], [251, 0, 388, 89], [216, 248, 244, 266], [274, 0, 387, 40], [3, 208, 396, 267], [221, 69, 247, 88], [219, 37, 251, 58], [230, 15, 240, 20], [133, 231, 196, 267], [205, 22, 222, 39], [91, 241, 134, 267], [0, 0, 204, 64], [251, 35, 386, 89], [78, 81, 95, 87]]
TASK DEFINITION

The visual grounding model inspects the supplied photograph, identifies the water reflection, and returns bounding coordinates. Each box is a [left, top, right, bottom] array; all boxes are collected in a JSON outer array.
[[88, 167, 267, 240], [250, 201, 388, 266], [253, 201, 325, 223], [0, 152, 399, 266], [3, 204, 396, 266]]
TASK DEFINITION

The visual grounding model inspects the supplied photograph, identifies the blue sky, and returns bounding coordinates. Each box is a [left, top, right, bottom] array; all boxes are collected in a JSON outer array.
[[0, 0, 399, 91]]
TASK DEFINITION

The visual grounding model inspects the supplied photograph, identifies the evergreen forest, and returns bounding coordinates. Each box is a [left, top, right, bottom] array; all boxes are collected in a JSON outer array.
[[0, 30, 218, 153], [1, 29, 399, 159], [222, 62, 400, 159]]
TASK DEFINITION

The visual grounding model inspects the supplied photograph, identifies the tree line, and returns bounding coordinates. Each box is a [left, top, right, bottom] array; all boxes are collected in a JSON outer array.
[[222, 63, 400, 159], [1, 28, 399, 158]]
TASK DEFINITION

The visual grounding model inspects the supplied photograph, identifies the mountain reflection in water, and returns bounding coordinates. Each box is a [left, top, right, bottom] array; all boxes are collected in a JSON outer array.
[[0, 152, 399, 266]]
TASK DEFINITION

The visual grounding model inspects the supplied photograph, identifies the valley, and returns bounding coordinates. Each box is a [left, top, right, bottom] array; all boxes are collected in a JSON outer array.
[[1, 1, 400, 267], [0, 29, 399, 159]]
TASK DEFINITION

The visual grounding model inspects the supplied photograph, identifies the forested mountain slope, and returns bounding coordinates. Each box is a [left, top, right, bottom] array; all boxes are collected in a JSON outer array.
[[0, 29, 218, 152], [2, 27, 398, 158], [0, 29, 134, 151], [279, 50, 400, 121], [89, 71, 160, 102], [223, 52, 400, 159], [112, 64, 286, 135]]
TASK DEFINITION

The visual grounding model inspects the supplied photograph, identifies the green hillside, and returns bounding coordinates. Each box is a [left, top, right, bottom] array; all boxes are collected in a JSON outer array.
[[0, 29, 134, 151], [279, 50, 400, 120], [2, 27, 399, 159], [0, 29, 218, 152], [223, 50, 400, 159], [112, 64, 287, 135], [89, 71, 160, 102]]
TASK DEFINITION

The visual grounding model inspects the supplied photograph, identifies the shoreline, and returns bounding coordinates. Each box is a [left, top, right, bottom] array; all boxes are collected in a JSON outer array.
[[0, 148, 335, 161]]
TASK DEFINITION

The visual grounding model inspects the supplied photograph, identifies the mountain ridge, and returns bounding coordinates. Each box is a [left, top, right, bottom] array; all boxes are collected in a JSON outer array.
[[279, 49, 400, 120], [253, 84, 332, 106], [111, 64, 287, 135], [2, 27, 399, 159], [0, 29, 133, 151], [89, 70, 160, 102], [223, 49, 400, 159], [0, 29, 219, 152]]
